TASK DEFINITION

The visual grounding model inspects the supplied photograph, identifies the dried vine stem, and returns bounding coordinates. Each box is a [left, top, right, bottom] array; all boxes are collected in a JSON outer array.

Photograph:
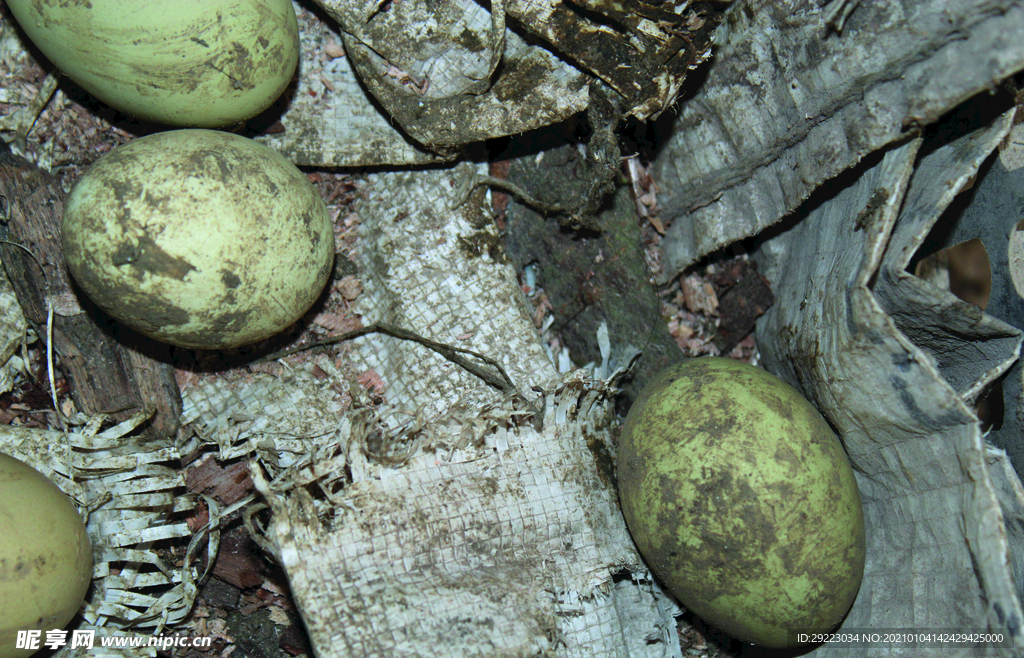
[[254, 322, 517, 395], [454, 85, 623, 233]]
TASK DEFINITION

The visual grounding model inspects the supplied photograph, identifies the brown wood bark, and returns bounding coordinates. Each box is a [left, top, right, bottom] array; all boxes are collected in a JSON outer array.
[[712, 259, 774, 354], [0, 143, 182, 438]]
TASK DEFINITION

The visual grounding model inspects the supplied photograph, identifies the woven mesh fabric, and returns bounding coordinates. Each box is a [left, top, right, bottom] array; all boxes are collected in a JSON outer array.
[[182, 164, 683, 657]]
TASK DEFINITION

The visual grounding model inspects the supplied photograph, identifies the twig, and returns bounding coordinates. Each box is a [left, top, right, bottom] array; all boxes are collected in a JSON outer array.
[[454, 174, 572, 216], [46, 304, 67, 431], [0, 72, 59, 154], [253, 322, 517, 395], [823, 0, 861, 33]]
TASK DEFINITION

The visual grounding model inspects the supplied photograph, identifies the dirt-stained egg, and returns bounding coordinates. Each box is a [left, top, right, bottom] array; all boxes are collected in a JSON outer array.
[[617, 357, 866, 648], [0, 453, 92, 658], [6, 0, 299, 127], [61, 129, 334, 350]]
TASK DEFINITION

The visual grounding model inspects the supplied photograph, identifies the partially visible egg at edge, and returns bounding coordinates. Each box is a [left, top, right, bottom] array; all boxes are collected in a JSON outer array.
[[0, 453, 93, 658], [5, 0, 299, 127]]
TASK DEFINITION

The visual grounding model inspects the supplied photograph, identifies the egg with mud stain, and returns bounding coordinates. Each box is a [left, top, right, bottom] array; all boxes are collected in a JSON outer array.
[[617, 357, 866, 648], [61, 129, 334, 350], [6, 0, 299, 127]]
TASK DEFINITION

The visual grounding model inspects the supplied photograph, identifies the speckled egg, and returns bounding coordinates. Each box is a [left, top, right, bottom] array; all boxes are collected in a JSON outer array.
[[6, 0, 299, 127], [617, 357, 865, 648], [61, 129, 334, 350]]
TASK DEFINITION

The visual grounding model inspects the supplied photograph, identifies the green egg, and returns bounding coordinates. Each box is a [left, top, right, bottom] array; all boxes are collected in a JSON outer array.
[[0, 453, 92, 658], [62, 129, 334, 350], [617, 357, 866, 648], [6, 0, 299, 127]]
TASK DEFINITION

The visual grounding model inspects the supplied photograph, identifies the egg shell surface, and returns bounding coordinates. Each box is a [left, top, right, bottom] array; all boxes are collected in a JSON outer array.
[[6, 0, 299, 127], [61, 129, 334, 350], [617, 357, 866, 648], [0, 453, 93, 658]]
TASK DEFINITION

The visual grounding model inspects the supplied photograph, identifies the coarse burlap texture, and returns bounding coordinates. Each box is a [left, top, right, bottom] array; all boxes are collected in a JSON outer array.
[[181, 166, 685, 657]]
